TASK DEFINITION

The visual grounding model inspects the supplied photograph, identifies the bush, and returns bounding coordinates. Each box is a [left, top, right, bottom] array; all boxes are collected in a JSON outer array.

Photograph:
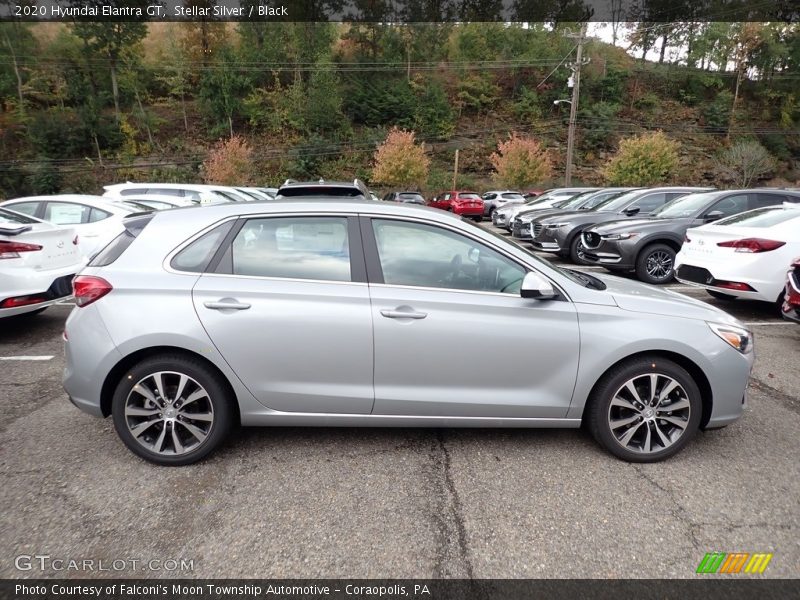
[[512, 86, 543, 122], [604, 131, 679, 186], [715, 140, 775, 187], [29, 158, 61, 195], [489, 133, 552, 189], [343, 77, 416, 127], [634, 92, 659, 110], [371, 127, 430, 188], [412, 79, 455, 140], [456, 75, 500, 113], [202, 135, 254, 185]]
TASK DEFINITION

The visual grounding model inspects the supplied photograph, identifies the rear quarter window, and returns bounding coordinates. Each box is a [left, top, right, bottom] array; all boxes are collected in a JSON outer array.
[[170, 221, 235, 273]]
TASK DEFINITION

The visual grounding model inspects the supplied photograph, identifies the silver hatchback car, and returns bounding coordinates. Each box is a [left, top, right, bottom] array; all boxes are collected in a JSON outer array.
[[63, 199, 754, 465]]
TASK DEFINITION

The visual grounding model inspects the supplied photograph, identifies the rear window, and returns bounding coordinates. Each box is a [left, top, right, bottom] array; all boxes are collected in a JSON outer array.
[[0, 207, 37, 224], [501, 193, 524, 200], [713, 207, 800, 228], [457, 193, 481, 200], [89, 213, 156, 267], [170, 221, 235, 273]]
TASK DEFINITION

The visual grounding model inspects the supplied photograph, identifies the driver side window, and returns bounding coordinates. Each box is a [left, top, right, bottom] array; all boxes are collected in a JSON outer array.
[[371, 219, 526, 294], [705, 194, 750, 218]]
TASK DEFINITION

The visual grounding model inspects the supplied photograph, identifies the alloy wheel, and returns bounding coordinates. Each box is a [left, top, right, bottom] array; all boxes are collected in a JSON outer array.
[[607, 373, 691, 454], [124, 371, 214, 456], [645, 250, 673, 280]]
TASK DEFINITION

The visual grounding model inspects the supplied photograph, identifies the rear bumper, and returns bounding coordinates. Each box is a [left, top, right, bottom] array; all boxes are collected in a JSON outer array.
[[674, 262, 778, 302], [0, 271, 77, 318], [453, 205, 483, 216]]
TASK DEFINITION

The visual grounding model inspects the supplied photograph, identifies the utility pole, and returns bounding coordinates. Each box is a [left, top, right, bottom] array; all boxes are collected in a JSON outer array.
[[564, 23, 589, 186], [452, 149, 459, 189]]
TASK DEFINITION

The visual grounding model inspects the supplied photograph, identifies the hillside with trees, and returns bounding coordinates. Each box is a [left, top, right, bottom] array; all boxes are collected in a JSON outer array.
[[0, 21, 798, 197]]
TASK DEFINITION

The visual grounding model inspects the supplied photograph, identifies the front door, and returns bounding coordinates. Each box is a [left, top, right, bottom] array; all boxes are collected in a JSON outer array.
[[363, 217, 580, 418], [192, 215, 374, 414]]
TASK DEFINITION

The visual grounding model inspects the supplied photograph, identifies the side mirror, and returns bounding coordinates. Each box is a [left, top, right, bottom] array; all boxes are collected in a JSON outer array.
[[520, 272, 557, 300], [704, 210, 724, 222], [623, 206, 641, 216]]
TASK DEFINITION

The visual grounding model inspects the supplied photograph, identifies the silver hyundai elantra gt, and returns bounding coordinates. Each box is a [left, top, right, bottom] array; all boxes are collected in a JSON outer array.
[[63, 198, 754, 466]]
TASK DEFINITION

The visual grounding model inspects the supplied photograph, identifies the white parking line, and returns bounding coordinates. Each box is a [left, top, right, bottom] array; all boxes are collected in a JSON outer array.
[[0, 355, 54, 361]]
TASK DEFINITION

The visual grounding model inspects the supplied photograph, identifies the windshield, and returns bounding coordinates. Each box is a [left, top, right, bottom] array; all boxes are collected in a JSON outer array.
[[458, 193, 481, 200], [713, 206, 800, 227], [399, 193, 424, 201], [651, 192, 721, 218], [594, 190, 647, 212]]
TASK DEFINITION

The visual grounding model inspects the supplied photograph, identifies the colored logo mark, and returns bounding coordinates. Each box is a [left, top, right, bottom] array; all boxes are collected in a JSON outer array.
[[696, 552, 773, 574]]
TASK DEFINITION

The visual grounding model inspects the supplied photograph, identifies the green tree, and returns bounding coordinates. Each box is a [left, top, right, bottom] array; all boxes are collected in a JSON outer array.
[[198, 45, 251, 137], [604, 131, 679, 186], [71, 6, 149, 121]]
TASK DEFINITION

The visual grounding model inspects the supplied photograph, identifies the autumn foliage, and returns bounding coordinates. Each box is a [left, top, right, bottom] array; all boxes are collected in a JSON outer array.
[[202, 135, 253, 185], [371, 127, 430, 188], [489, 133, 552, 188]]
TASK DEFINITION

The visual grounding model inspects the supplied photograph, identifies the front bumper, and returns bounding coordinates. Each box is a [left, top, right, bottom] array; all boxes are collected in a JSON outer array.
[[581, 233, 637, 269], [782, 273, 800, 323], [530, 225, 565, 253], [492, 212, 512, 228], [511, 220, 533, 239]]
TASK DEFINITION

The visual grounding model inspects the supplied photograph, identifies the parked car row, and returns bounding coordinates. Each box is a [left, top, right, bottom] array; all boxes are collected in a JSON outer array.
[[494, 184, 800, 316]]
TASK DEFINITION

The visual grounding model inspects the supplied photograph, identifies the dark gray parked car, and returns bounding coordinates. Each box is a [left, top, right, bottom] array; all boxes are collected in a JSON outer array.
[[582, 189, 800, 284], [511, 188, 635, 240], [530, 187, 713, 264]]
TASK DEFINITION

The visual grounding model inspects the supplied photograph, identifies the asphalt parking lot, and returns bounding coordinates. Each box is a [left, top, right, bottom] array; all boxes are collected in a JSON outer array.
[[1, 223, 798, 579]]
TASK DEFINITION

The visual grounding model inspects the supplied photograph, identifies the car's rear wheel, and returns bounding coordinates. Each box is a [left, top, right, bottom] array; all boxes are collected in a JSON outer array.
[[706, 290, 737, 301], [635, 244, 676, 284], [586, 356, 702, 462], [112, 355, 234, 466]]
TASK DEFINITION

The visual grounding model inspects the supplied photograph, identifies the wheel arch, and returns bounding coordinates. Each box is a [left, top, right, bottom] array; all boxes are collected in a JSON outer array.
[[99, 346, 241, 425], [638, 235, 683, 254], [581, 349, 713, 428]]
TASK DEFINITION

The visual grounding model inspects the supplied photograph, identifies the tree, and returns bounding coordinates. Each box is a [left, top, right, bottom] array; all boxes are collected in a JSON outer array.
[[715, 140, 775, 187], [202, 135, 253, 185], [71, 8, 149, 122], [489, 133, 552, 188], [199, 45, 251, 137], [371, 127, 430, 188], [604, 131, 679, 186]]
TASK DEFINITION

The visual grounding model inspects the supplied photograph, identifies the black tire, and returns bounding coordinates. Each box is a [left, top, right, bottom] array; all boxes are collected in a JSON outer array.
[[706, 290, 737, 301], [112, 354, 234, 466], [635, 243, 677, 284], [472, 216, 483, 222], [585, 356, 702, 463], [568, 233, 591, 265]]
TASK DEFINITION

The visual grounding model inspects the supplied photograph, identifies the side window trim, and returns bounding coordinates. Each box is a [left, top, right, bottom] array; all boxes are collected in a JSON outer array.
[[358, 215, 539, 294], [211, 215, 367, 284]]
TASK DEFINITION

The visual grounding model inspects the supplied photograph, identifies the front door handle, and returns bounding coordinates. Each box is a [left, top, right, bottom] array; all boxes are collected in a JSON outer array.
[[204, 300, 251, 311], [380, 309, 427, 320]]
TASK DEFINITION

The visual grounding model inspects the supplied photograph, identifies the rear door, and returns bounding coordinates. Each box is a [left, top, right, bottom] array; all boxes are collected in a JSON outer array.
[[191, 214, 375, 414]]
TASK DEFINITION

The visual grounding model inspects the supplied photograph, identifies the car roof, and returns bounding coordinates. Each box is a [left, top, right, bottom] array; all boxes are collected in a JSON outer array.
[[2, 194, 130, 212]]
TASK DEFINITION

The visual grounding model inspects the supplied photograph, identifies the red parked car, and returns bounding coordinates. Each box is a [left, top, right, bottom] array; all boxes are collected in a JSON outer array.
[[782, 257, 800, 323], [428, 191, 484, 221]]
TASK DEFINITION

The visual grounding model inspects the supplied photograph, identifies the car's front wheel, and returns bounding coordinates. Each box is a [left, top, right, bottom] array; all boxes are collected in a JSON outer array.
[[569, 233, 591, 265], [636, 244, 676, 284], [586, 356, 702, 462], [112, 354, 234, 466]]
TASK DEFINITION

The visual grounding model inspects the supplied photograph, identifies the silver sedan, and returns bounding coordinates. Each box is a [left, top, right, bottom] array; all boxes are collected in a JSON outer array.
[[63, 199, 754, 465]]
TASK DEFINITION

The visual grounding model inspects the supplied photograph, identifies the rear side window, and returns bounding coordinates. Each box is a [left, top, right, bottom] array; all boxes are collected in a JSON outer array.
[[148, 188, 184, 197], [89, 208, 111, 222], [229, 217, 351, 282], [90, 214, 156, 267], [755, 193, 791, 208], [45, 202, 91, 225], [6, 202, 40, 217], [170, 221, 235, 273]]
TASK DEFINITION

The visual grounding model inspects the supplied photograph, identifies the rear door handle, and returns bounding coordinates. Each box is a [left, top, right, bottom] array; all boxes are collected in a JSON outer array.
[[204, 300, 251, 311], [380, 309, 427, 320]]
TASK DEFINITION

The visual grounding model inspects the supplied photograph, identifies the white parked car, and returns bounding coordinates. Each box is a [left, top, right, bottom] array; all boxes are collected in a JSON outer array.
[[106, 194, 197, 211], [103, 183, 250, 204], [491, 188, 596, 230], [0, 207, 84, 318], [0, 195, 136, 258], [675, 204, 800, 306]]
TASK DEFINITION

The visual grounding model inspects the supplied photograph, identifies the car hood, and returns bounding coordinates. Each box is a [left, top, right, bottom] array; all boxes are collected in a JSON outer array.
[[594, 272, 743, 326], [589, 217, 695, 234], [518, 207, 577, 222]]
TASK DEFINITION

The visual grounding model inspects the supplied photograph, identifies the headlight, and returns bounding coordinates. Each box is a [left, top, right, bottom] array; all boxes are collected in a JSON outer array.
[[602, 232, 637, 240], [544, 222, 569, 229], [707, 322, 753, 354]]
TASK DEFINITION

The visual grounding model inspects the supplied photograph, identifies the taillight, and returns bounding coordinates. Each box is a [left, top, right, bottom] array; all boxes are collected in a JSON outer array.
[[73, 275, 112, 307], [0, 295, 47, 308], [0, 240, 43, 259], [716, 238, 786, 253]]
